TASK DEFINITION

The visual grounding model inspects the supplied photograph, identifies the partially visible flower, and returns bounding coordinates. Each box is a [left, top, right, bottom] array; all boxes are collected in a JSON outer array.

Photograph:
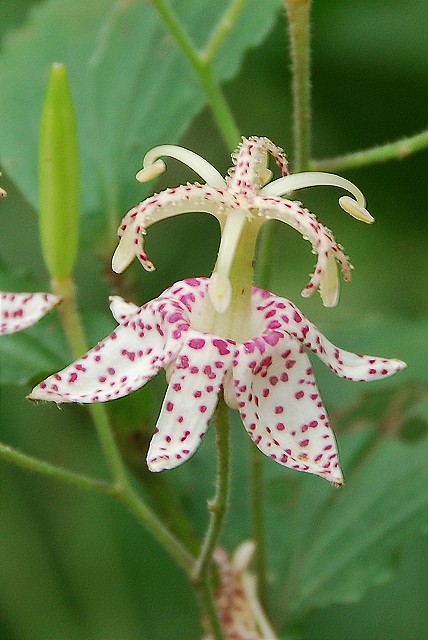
[[203, 541, 277, 640], [29, 278, 405, 484], [112, 137, 373, 310], [0, 186, 60, 334], [0, 291, 60, 335]]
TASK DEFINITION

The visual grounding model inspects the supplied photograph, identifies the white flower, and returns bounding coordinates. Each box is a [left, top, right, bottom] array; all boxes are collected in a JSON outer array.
[[29, 278, 405, 484], [0, 291, 59, 335], [112, 137, 373, 310], [0, 187, 59, 335]]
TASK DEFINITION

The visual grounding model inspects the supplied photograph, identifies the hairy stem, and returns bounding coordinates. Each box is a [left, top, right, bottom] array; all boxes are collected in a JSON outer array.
[[193, 397, 231, 582], [285, 0, 313, 173], [310, 127, 428, 172], [0, 441, 117, 496], [249, 444, 268, 611], [51, 275, 194, 574]]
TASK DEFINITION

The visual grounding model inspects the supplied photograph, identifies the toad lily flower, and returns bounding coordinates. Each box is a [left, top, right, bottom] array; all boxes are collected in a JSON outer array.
[[0, 187, 60, 334], [204, 541, 277, 640], [1, 292, 60, 335], [112, 136, 373, 311], [29, 278, 405, 484]]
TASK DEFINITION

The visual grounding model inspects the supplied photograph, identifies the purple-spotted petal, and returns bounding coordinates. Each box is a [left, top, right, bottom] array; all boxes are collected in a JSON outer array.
[[113, 185, 229, 273], [253, 195, 351, 305], [0, 292, 60, 335], [260, 292, 407, 381], [233, 338, 343, 484], [147, 330, 235, 471], [109, 296, 139, 323], [29, 298, 188, 403]]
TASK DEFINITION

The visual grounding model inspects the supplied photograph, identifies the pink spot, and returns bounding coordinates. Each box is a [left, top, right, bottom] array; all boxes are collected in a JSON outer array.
[[188, 338, 206, 350], [68, 372, 78, 383], [264, 331, 281, 346], [212, 338, 231, 355], [276, 423, 285, 431], [275, 406, 284, 414], [300, 439, 309, 447], [200, 405, 207, 413], [295, 390, 304, 399], [166, 402, 174, 412], [280, 372, 289, 383]]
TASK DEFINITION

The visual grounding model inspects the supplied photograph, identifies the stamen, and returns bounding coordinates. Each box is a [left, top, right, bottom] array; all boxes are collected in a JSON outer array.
[[339, 196, 374, 223], [260, 171, 374, 223], [136, 160, 166, 183], [137, 145, 227, 188]]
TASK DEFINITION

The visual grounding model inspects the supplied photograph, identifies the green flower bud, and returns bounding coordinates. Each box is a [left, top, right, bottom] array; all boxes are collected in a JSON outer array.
[[39, 63, 80, 279]]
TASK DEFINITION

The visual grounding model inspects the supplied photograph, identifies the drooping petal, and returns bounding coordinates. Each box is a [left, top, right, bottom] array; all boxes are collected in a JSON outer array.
[[147, 330, 235, 471], [251, 288, 406, 381], [112, 184, 229, 273], [0, 292, 60, 335], [253, 195, 351, 306], [233, 337, 343, 484], [29, 298, 188, 403]]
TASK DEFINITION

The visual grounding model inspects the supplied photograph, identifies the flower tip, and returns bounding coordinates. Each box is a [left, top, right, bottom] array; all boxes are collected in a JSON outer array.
[[339, 196, 374, 224], [136, 159, 166, 183], [208, 272, 232, 314], [111, 241, 134, 274], [0, 187, 6, 197]]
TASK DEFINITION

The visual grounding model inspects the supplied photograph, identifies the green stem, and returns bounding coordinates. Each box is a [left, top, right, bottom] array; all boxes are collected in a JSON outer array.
[[139, 465, 201, 556], [202, 0, 247, 63], [310, 127, 428, 172], [285, 0, 313, 173], [192, 396, 230, 583], [197, 574, 227, 640], [51, 275, 194, 574], [0, 440, 116, 496], [51, 276, 128, 486], [252, 0, 313, 613], [120, 484, 194, 574], [249, 444, 268, 611], [151, 0, 241, 150]]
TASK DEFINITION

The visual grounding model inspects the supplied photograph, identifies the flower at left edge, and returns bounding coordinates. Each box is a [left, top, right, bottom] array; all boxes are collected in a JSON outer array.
[[29, 278, 405, 484], [0, 187, 60, 334], [0, 291, 60, 335]]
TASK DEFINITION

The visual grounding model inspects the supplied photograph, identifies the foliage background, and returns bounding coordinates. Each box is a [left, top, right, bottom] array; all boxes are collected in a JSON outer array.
[[0, 0, 428, 638]]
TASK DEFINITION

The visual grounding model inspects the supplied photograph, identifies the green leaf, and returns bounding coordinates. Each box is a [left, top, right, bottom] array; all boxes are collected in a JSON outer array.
[[266, 424, 428, 627], [0, 0, 281, 245]]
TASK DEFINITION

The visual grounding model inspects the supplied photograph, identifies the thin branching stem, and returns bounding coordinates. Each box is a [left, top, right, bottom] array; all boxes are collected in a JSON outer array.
[[193, 396, 231, 583], [0, 440, 117, 496], [151, 0, 241, 149], [310, 127, 428, 172], [51, 275, 194, 574]]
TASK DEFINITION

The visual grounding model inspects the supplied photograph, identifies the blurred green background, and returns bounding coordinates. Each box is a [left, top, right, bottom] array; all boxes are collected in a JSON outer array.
[[1, 0, 428, 638]]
